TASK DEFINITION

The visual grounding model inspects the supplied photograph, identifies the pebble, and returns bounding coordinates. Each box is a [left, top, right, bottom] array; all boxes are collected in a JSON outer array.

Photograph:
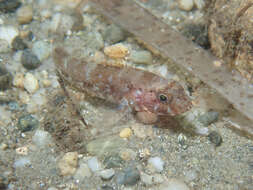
[[13, 73, 24, 88], [131, 123, 153, 139], [0, 175, 7, 189], [24, 73, 39, 93], [86, 136, 126, 157], [82, 30, 104, 50], [40, 9, 52, 20], [158, 178, 190, 190], [74, 163, 92, 180], [0, 107, 11, 125], [140, 172, 153, 185], [16, 5, 33, 24], [47, 187, 58, 190], [129, 50, 153, 64], [21, 49, 42, 70], [58, 152, 78, 176], [0, 65, 12, 90], [0, 39, 10, 53], [208, 131, 222, 146], [15, 146, 28, 155], [119, 149, 137, 161], [53, 0, 82, 9], [194, 0, 205, 10], [87, 157, 102, 172], [178, 0, 194, 11], [182, 24, 210, 49], [103, 24, 125, 44], [104, 43, 129, 59], [184, 169, 198, 182], [13, 157, 31, 168], [19, 91, 30, 104], [42, 79, 51, 87], [50, 13, 74, 34], [103, 155, 124, 168], [32, 130, 52, 147], [99, 168, 115, 180], [117, 167, 140, 186], [32, 40, 52, 61], [0, 26, 19, 45], [198, 111, 219, 126], [178, 133, 188, 149], [147, 157, 165, 173], [11, 36, 28, 51], [119, 128, 132, 138], [153, 174, 164, 184], [0, 0, 21, 13], [179, 109, 210, 136], [17, 114, 39, 132]]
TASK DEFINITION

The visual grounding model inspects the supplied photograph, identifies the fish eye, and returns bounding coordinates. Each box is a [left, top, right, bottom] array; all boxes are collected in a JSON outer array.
[[159, 94, 167, 102]]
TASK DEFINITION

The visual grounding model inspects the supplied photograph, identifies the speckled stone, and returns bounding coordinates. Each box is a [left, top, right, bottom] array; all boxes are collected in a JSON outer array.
[[208, 131, 222, 146], [58, 152, 78, 176], [11, 36, 28, 51], [23, 73, 39, 93], [0, 65, 12, 91], [17, 114, 39, 132]]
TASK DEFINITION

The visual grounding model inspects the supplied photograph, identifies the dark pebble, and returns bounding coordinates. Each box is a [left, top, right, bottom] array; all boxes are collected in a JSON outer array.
[[0, 65, 13, 91], [100, 185, 114, 190], [0, 175, 8, 190], [208, 131, 222, 146], [0, 0, 21, 13], [103, 24, 126, 44], [116, 167, 140, 186], [182, 24, 210, 49], [198, 111, 219, 126], [11, 36, 28, 51], [17, 115, 39, 132], [21, 49, 41, 70]]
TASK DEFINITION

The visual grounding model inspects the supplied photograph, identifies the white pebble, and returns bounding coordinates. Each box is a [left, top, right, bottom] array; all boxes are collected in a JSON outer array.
[[87, 157, 102, 172], [158, 178, 190, 190], [141, 172, 153, 185], [178, 0, 194, 11], [50, 13, 74, 34], [148, 157, 165, 173], [0, 39, 10, 53], [24, 73, 39, 94], [99, 168, 115, 180], [32, 41, 52, 61], [47, 188, 58, 190], [32, 130, 52, 147], [0, 25, 19, 45], [74, 163, 92, 180], [13, 157, 31, 168], [194, 0, 205, 10]]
